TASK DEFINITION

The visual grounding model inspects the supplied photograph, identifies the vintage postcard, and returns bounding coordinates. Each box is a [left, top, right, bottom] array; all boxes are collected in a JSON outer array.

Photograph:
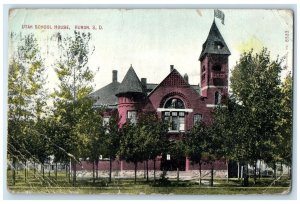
[[6, 8, 293, 195]]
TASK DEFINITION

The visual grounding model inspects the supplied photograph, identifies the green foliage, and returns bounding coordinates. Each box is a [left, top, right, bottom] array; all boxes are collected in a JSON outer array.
[[103, 111, 121, 160], [8, 33, 48, 163], [119, 122, 144, 164], [277, 73, 293, 165], [52, 31, 95, 156], [137, 113, 169, 161], [53, 31, 94, 101], [82, 106, 105, 163], [230, 48, 283, 165], [169, 139, 186, 165], [186, 121, 209, 164]]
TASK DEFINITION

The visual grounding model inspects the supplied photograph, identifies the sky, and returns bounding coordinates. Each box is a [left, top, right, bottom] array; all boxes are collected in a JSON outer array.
[[8, 9, 293, 92]]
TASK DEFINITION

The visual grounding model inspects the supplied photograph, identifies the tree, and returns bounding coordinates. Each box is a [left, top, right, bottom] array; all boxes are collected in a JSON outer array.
[[8, 33, 47, 185], [206, 115, 226, 187], [186, 121, 209, 186], [136, 113, 168, 182], [214, 96, 250, 181], [277, 73, 292, 167], [52, 31, 95, 186], [230, 48, 283, 183], [169, 139, 186, 184], [82, 105, 105, 183], [119, 122, 145, 184], [103, 111, 120, 183]]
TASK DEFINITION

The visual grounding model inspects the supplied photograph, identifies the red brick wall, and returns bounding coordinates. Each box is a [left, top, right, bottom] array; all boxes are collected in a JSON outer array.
[[76, 159, 162, 171]]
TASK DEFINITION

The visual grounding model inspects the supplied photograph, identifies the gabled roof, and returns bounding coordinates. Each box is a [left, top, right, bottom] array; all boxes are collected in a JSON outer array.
[[199, 20, 231, 61], [148, 68, 200, 97], [90, 81, 120, 106], [116, 65, 145, 96]]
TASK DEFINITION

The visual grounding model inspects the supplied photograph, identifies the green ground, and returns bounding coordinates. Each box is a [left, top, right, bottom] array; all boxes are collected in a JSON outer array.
[[7, 170, 291, 195]]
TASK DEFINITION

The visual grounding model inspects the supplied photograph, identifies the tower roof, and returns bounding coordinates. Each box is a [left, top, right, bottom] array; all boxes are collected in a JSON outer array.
[[199, 20, 231, 61], [116, 65, 145, 96]]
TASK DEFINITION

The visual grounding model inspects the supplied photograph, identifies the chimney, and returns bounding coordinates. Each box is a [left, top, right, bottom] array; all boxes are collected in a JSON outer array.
[[170, 65, 174, 72], [141, 78, 147, 90], [112, 70, 118, 82], [184, 73, 189, 83]]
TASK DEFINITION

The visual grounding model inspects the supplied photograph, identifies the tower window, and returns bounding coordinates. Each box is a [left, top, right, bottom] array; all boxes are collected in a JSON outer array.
[[214, 92, 221, 105], [202, 65, 206, 72], [213, 78, 224, 86], [127, 111, 137, 124], [212, 64, 222, 71], [214, 41, 224, 49]]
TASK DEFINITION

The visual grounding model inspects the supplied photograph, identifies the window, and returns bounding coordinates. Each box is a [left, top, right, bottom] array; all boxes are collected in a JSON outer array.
[[127, 111, 137, 124], [164, 98, 185, 109], [214, 92, 221, 105], [202, 73, 205, 81], [193, 114, 202, 125], [163, 98, 186, 132], [212, 64, 222, 71], [103, 117, 110, 126], [214, 41, 224, 49]]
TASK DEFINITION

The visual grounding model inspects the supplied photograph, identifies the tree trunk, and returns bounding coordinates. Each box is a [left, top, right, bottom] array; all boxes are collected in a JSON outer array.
[[227, 160, 229, 183], [143, 161, 146, 179], [273, 162, 277, 180], [210, 162, 214, 187], [72, 160, 76, 186], [146, 160, 149, 182], [153, 159, 156, 183], [109, 157, 112, 183], [134, 162, 137, 184], [69, 158, 71, 183], [34, 162, 36, 178], [280, 162, 283, 180], [253, 160, 257, 184], [237, 161, 240, 181], [55, 162, 58, 180], [177, 167, 179, 184], [48, 164, 51, 177], [68, 163, 71, 183], [199, 161, 202, 186], [259, 160, 262, 180], [42, 163, 45, 179], [96, 159, 99, 180], [24, 160, 27, 183], [92, 161, 95, 184], [65, 163, 67, 177], [12, 157, 16, 186]]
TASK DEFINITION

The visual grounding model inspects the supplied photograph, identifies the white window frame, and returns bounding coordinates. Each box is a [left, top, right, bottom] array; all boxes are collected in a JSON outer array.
[[193, 114, 202, 125], [127, 110, 137, 124]]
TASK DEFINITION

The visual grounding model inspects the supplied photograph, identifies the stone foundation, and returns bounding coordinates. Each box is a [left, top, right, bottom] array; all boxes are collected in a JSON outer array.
[[75, 169, 228, 180]]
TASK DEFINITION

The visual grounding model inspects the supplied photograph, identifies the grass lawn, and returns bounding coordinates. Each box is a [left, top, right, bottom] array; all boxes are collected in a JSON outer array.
[[7, 170, 291, 195]]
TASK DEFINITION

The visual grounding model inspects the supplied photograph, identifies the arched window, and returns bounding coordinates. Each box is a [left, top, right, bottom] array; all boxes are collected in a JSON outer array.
[[214, 91, 221, 105], [164, 98, 185, 109], [163, 98, 185, 132]]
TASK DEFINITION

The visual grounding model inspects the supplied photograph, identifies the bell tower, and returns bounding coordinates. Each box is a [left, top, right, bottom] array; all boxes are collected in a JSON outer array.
[[199, 20, 230, 106]]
